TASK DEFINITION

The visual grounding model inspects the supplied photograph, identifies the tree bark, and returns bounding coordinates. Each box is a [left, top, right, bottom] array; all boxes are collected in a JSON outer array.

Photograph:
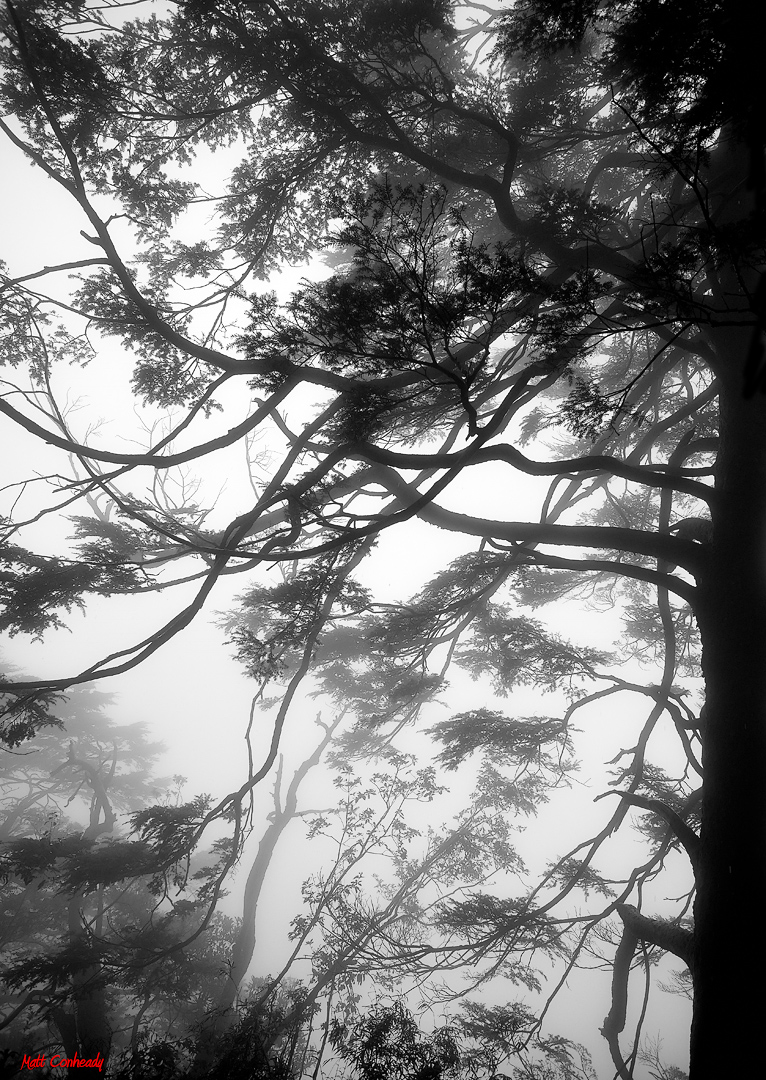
[[692, 332, 766, 1078]]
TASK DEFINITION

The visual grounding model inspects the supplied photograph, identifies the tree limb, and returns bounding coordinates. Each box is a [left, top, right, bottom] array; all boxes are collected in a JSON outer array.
[[596, 789, 700, 871]]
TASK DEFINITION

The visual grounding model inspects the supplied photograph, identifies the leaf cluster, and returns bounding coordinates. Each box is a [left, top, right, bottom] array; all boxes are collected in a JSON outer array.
[[0, 542, 140, 640], [430, 709, 571, 776]]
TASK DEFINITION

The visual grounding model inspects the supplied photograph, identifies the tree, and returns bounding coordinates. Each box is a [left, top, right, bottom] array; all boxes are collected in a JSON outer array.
[[0, 0, 762, 1075], [0, 685, 238, 1076], [329, 998, 597, 1080], [194, 713, 602, 1079], [209, 711, 347, 1027]]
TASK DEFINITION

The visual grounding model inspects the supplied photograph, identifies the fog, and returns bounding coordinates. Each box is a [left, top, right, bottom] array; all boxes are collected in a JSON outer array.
[[0, 16, 697, 1078]]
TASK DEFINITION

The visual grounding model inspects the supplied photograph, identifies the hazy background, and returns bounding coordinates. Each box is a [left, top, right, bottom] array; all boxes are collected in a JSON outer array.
[[0, 95, 693, 1076]]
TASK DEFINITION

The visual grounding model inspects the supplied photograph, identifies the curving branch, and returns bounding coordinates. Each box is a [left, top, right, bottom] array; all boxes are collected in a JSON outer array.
[[601, 917, 639, 1080], [595, 790, 700, 872], [0, 382, 295, 469], [368, 464, 707, 575], [351, 439, 715, 503]]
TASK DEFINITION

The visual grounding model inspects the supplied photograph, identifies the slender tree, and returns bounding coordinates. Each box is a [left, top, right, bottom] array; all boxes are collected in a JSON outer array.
[[0, 1, 763, 1075]]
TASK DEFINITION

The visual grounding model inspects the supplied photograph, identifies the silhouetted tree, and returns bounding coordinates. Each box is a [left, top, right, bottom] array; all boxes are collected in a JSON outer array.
[[0, 2, 763, 1075]]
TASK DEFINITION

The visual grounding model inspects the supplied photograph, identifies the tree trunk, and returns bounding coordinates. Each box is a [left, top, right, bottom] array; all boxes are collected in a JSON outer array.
[[692, 331, 766, 1078], [220, 809, 286, 1016], [66, 900, 111, 1078], [192, 718, 340, 1074]]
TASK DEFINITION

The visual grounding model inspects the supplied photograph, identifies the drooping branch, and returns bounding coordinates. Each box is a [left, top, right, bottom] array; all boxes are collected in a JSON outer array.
[[0, 381, 296, 469]]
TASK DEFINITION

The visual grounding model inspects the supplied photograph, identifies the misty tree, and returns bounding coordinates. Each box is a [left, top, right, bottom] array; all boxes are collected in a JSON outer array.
[[185, 615, 604, 1078], [0, 686, 240, 1076], [328, 998, 598, 1080], [0, 0, 762, 1076], [216, 539, 691, 1080]]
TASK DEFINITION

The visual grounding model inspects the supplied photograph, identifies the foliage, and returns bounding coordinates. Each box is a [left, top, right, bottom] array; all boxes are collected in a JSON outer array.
[[330, 999, 463, 1080], [329, 998, 598, 1080], [0, 687, 234, 1072], [1, 0, 762, 1076]]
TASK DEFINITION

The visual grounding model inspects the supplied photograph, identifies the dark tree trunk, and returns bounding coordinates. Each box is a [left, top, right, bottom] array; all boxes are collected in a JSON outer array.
[[66, 902, 111, 1077], [692, 329, 766, 1078]]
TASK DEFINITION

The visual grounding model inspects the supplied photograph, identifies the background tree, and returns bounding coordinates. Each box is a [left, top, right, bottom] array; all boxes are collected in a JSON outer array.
[[0, 0, 762, 1076], [328, 998, 597, 1080], [215, 548, 695, 1079], [0, 686, 239, 1075]]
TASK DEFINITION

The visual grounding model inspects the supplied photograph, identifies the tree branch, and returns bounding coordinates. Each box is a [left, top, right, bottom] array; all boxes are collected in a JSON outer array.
[[596, 789, 700, 871]]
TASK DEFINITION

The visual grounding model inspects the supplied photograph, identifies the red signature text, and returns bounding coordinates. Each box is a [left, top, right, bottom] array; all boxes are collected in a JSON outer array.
[[22, 1052, 104, 1071]]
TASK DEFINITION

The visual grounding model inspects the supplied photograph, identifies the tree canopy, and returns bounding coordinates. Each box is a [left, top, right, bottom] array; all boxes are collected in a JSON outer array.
[[1, 1, 764, 1077]]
